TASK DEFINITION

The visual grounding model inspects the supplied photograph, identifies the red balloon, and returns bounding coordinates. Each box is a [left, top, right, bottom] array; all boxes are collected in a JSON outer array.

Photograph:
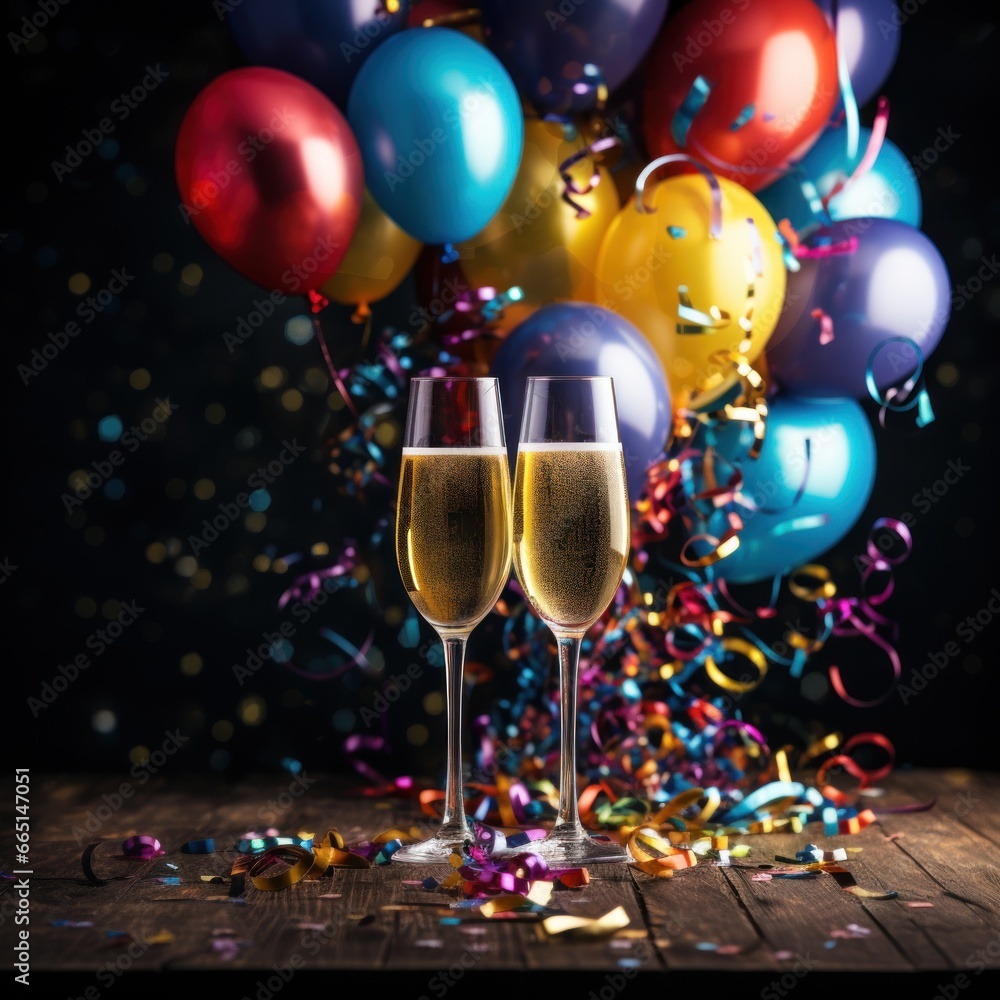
[[175, 67, 364, 293], [642, 0, 839, 191]]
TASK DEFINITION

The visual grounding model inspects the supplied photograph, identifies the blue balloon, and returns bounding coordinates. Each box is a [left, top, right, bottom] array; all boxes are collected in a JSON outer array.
[[489, 303, 673, 501], [347, 27, 524, 245], [226, 0, 411, 110], [815, 0, 901, 108], [759, 124, 921, 238], [697, 395, 876, 584]]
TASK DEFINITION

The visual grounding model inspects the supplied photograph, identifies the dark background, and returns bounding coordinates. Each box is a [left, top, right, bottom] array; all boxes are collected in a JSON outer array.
[[4, 0, 999, 782]]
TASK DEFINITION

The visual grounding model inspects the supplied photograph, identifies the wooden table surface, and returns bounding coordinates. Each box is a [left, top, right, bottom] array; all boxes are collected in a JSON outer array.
[[4, 767, 1000, 996]]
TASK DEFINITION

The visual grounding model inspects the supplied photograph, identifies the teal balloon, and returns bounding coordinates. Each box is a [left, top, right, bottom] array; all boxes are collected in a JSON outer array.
[[347, 27, 524, 245], [700, 396, 876, 584], [758, 125, 921, 238]]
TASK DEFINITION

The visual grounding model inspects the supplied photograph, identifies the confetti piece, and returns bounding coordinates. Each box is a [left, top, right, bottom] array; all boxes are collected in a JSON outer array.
[[830, 924, 871, 939], [52, 920, 93, 927], [907, 902, 934, 908], [122, 836, 164, 859], [181, 839, 215, 854], [211, 937, 250, 961]]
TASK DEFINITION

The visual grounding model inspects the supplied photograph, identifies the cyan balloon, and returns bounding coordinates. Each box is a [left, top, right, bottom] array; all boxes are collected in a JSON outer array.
[[700, 395, 876, 584], [226, 0, 411, 110], [758, 125, 921, 237], [347, 27, 524, 245]]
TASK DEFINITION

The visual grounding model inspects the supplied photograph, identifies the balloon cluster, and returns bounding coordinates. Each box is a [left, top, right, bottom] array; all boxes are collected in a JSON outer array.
[[175, 1, 950, 790]]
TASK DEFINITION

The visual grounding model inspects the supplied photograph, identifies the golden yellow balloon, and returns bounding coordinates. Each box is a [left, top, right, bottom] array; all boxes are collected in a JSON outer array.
[[595, 167, 787, 411], [455, 117, 621, 333], [321, 188, 422, 319]]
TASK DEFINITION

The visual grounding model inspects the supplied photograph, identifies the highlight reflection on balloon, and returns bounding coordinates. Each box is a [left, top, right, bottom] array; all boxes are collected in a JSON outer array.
[[174, 67, 364, 293], [347, 26, 524, 245], [641, 0, 840, 191], [758, 124, 921, 238]]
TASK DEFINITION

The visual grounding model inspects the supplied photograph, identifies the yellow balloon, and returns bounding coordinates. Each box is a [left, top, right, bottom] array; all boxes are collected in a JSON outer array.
[[321, 188, 422, 319], [455, 117, 621, 333], [595, 170, 787, 411]]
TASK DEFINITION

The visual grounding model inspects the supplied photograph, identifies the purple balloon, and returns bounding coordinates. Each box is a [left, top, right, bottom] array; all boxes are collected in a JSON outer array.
[[815, 0, 901, 107], [489, 303, 673, 500], [478, 0, 671, 117], [766, 218, 951, 399]]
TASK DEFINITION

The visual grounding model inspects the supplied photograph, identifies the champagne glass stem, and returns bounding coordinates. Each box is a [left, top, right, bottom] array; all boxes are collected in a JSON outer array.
[[439, 633, 470, 835], [554, 633, 587, 836]]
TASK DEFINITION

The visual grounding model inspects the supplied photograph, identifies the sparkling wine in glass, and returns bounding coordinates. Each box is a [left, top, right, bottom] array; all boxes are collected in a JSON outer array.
[[512, 376, 630, 866], [393, 377, 513, 863]]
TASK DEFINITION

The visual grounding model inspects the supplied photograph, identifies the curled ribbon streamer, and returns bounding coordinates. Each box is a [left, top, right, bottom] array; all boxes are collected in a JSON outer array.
[[842, 733, 896, 785], [677, 287, 731, 334], [830, 0, 861, 160], [274, 547, 379, 680], [248, 845, 317, 891], [816, 753, 869, 805], [813, 308, 834, 345], [558, 135, 622, 218], [866, 336, 935, 429], [788, 165, 833, 230], [794, 235, 859, 259], [821, 519, 911, 707], [308, 292, 360, 421], [627, 827, 697, 877], [542, 905, 630, 936], [635, 153, 723, 240], [704, 637, 768, 694], [823, 97, 890, 209], [671, 75, 714, 148]]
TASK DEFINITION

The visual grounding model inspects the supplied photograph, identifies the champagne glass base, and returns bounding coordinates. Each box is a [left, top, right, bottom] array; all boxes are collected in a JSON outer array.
[[497, 824, 630, 868], [391, 821, 472, 865]]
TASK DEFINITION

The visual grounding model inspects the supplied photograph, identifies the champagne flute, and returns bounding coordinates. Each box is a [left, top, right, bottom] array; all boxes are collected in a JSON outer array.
[[512, 376, 630, 866], [393, 377, 513, 863]]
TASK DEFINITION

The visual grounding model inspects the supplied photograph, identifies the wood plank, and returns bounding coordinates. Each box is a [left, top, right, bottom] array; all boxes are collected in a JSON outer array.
[[918, 767, 1000, 850], [629, 861, 773, 970], [9, 768, 1000, 985], [718, 828, 914, 971]]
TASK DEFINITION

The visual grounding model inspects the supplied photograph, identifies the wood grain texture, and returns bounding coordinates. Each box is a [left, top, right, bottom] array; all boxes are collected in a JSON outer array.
[[5, 767, 1000, 995]]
